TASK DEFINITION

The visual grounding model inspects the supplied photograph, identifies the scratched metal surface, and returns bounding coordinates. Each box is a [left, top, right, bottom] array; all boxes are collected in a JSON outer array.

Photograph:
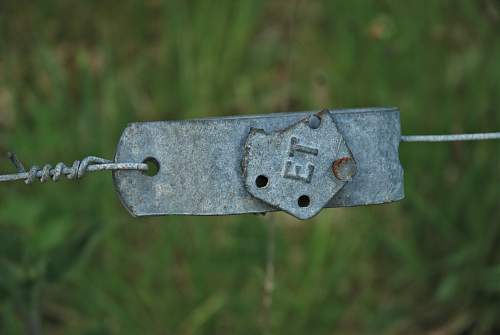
[[113, 108, 404, 217], [242, 111, 355, 219]]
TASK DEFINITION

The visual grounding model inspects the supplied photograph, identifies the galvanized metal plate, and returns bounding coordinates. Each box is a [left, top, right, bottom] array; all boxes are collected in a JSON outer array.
[[242, 112, 355, 219], [113, 108, 404, 218]]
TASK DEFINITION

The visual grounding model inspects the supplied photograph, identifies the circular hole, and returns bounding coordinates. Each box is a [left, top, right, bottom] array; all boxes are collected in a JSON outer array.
[[255, 175, 269, 188], [297, 195, 310, 208], [142, 157, 160, 177]]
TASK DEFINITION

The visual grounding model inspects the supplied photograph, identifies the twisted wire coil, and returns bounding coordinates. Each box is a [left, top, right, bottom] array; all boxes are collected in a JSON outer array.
[[0, 155, 149, 184]]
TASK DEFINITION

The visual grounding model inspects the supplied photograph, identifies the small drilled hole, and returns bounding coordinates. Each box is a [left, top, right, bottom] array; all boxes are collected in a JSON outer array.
[[298, 195, 310, 208], [142, 157, 160, 177], [255, 175, 269, 188]]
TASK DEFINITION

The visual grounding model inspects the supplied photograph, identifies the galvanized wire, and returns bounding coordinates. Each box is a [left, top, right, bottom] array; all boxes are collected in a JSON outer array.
[[2, 131, 499, 184], [401, 132, 500, 143], [0, 153, 148, 184]]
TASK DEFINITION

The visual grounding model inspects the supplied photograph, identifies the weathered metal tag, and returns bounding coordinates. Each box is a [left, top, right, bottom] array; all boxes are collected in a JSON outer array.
[[113, 108, 404, 219], [242, 112, 355, 219]]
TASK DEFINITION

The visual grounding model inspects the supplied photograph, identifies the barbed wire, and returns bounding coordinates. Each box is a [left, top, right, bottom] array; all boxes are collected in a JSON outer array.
[[2, 131, 499, 184], [0, 153, 148, 184]]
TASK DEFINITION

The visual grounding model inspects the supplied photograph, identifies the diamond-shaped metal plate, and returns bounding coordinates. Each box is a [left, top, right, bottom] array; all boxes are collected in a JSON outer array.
[[242, 112, 355, 219]]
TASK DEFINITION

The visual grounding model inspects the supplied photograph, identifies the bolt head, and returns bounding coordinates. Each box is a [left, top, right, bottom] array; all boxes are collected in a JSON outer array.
[[308, 115, 321, 129]]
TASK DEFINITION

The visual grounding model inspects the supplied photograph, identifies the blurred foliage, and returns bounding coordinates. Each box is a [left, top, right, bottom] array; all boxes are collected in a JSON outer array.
[[0, 0, 500, 334]]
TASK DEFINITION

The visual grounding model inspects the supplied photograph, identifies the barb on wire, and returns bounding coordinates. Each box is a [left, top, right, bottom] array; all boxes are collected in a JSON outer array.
[[7, 152, 26, 172], [0, 152, 149, 184], [401, 132, 500, 143]]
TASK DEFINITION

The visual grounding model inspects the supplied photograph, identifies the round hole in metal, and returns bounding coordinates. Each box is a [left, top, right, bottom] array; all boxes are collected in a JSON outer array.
[[255, 175, 269, 188], [142, 157, 160, 177], [297, 195, 310, 208]]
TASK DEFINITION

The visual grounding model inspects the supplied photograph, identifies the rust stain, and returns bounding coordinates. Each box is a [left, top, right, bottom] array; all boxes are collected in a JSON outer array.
[[332, 157, 356, 181]]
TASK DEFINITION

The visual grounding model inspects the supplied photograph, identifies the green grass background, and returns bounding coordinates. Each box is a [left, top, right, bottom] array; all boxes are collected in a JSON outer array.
[[1, 0, 500, 334]]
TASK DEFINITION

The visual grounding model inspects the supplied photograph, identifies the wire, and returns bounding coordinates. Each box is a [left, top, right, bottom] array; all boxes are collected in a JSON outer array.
[[3, 130, 499, 184], [0, 154, 148, 184], [401, 132, 500, 143]]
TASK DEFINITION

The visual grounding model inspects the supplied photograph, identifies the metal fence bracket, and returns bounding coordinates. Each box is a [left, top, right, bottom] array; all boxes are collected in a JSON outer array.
[[113, 108, 405, 219]]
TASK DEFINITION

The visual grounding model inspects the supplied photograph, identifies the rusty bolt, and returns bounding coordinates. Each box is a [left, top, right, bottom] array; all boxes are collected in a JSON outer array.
[[332, 157, 357, 181]]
